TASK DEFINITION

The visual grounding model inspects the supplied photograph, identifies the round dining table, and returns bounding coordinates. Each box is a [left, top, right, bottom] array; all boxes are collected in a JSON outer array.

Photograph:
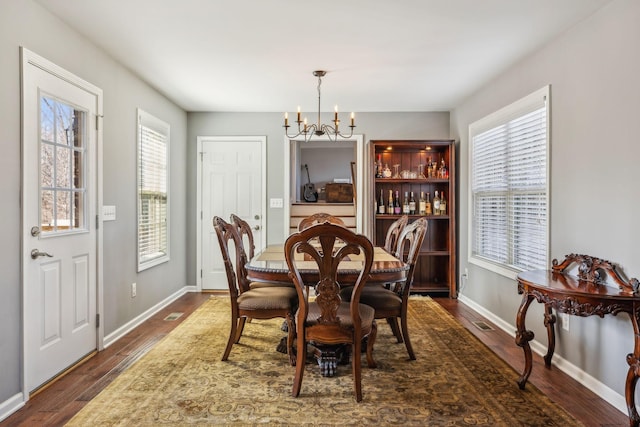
[[245, 243, 408, 376]]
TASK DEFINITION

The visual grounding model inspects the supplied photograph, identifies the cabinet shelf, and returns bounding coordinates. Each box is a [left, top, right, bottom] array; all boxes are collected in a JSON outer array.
[[376, 214, 450, 220], [375, 178, 449, 184], [371, 139, 456, 298]]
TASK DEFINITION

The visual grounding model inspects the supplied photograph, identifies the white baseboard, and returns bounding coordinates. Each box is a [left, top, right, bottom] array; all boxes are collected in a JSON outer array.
[[457, 294, 627, 415], [0, 392, 26, 422], [103, 286, 194, 348]]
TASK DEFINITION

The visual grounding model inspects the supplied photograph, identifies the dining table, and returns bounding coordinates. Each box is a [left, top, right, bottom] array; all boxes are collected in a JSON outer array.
[[245, 243, 408, 376]]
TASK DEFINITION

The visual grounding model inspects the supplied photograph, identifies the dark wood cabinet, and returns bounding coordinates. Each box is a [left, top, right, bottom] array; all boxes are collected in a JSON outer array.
[[371, 140, 456, 297]]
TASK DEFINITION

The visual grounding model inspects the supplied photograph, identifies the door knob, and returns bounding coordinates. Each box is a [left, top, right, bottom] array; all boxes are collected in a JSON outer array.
[[253, 225, 260, 231], [254, 215, 260, 220], [31, 249, 53, 259]]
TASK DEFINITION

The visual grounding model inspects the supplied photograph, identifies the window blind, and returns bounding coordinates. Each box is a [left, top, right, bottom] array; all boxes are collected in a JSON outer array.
[[470, 87, 548, 274], [137, 109, 169, 271]]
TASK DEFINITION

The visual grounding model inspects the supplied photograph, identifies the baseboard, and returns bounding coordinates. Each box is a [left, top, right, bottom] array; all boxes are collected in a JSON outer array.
[[0, 393, 26, 422], [103, 286, 194, 348], [457, 294, 627, 415]]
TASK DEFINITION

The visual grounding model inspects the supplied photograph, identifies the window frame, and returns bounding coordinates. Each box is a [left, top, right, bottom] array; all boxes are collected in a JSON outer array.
[[467, 86, 550, 280], [136, 108, 170, 271]]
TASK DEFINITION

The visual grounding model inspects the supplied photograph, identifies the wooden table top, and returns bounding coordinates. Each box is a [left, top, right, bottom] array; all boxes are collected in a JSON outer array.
[[246, 244, 408, 286]]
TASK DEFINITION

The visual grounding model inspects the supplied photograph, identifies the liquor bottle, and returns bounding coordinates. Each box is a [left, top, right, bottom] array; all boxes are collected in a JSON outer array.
[[393, 190, 401, 214], [440, 191, 447, 215], [375, 155, 383, 178], [425, 192, 432, 215], [378, 189, 385, 214], [388, 190, 394, 214], [408, 191, 416, 215], [440, 159, 448, 179], [433, 191, 441, 216], [418, 191, 426, 215], [402, 191, 410, 214], [437, 158, 444, 178]]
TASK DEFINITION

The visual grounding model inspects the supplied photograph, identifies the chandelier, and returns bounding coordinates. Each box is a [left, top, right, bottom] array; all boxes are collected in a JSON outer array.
[[284, 70, 355, 141]]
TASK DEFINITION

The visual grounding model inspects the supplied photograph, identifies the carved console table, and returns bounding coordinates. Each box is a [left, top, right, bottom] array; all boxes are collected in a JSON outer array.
[[515, 254, 640, 427]]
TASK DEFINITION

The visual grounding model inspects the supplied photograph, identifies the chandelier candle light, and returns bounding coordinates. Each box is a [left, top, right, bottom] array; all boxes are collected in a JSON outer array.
[[284, 70, 355, 142]]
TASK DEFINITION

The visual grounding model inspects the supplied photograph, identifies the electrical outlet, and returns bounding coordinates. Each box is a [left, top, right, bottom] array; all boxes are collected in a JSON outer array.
[[559, 312, 569, 331], [131, 282, 137, 298]]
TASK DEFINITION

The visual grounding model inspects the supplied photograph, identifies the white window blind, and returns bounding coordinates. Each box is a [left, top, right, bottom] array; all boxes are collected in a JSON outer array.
[[469, 86, 549, 277], [137, 109, 170, 271]]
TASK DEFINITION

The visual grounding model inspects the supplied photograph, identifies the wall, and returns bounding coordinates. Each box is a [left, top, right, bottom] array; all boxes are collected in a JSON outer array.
[[186, 112, 450, 286], [0, 0, 187, 409], [451, 0, 640, 410]]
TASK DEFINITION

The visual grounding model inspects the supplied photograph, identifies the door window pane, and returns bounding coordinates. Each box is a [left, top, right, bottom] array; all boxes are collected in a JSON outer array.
[[40, 96, 87, 234]]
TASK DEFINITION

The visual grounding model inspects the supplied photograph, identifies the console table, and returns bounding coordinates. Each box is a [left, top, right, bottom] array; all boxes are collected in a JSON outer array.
[[515, 254, 640, 426]]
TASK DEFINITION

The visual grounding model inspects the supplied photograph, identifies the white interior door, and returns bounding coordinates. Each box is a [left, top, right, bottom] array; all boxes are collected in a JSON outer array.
[[199, 136, 266, 290], [21, 49, 101, 392]]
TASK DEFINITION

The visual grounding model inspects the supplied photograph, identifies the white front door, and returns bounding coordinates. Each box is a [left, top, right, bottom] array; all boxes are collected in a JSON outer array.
[[198, 136, 266, 290], [21, 49, 101, 392]]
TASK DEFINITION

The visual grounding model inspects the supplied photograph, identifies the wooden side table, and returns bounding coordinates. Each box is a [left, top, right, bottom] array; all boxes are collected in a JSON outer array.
[[515, 254, 640, 427]]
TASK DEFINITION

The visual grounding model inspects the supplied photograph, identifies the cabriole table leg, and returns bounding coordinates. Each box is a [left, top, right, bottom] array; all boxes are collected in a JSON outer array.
[[515, 292, 535, 389]]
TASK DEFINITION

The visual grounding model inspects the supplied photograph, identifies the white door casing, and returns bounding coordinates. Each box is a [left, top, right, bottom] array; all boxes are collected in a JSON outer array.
[[21, 48, 103, 394], [197, 136, 266, 290]]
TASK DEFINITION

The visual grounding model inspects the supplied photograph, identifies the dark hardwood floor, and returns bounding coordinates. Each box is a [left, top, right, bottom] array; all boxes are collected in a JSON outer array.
[[1, 293, 628, 426]]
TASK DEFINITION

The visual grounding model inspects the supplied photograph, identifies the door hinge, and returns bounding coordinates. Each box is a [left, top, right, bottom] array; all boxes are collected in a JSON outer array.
[[96, 114, 103, 131], [201, 211, 203, 220], [96, 313, 100, 328], [200, 269, 203, 278], [96, 214, 99, 229]]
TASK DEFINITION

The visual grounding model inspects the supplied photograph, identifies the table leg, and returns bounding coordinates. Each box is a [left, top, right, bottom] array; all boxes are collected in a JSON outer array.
[[625, 308, 640, 427], [543, 303, 556, 368], [515, 292, 535, 389]]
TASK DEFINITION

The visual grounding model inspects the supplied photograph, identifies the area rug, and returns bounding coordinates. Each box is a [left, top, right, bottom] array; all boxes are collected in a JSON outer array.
[[66, 296, 581, 426]]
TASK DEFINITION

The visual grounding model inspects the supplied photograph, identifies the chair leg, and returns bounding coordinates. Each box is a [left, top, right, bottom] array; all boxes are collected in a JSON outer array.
[[352, 337, 363, 402], [235, 317, 247, 343], [366, 321, 377, 369], [292, 330, 306, 397], [222, 313, 239, 361], [286, 314, 295, 366], [386, 317, 403, 343], [400, 313, 415, 360]]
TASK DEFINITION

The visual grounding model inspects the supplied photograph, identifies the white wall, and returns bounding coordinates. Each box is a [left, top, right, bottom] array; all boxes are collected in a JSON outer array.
[[451, 0, 640, 411], [0, 0, 188, 407]]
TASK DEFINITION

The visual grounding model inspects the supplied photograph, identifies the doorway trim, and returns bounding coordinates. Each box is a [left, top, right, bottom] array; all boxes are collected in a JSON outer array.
[[283, 134, 366, 240], [20, 47, 104, 400]]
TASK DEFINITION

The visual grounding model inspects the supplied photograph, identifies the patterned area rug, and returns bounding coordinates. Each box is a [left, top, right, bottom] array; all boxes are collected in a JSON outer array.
[[66, 296, 581, 426]]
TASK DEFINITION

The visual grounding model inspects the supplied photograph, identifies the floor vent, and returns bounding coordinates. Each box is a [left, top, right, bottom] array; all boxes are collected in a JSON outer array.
[[164, 312, 183, 321], [472, 321, 494, 331]]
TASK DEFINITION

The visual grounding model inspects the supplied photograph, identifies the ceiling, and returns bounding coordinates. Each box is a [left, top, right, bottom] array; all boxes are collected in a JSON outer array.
[[35, 0, 611, 113]]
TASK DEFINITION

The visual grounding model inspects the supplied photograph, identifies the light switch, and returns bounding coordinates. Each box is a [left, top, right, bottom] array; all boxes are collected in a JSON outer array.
[[103, 205, 116, 221], [270, 198, 284, 208]]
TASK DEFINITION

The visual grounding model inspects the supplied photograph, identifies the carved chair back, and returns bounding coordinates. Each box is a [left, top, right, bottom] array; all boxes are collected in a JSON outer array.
[[213, 216, 250, 296], [384, 215, 408, 254], [298, 212, 346, 231]]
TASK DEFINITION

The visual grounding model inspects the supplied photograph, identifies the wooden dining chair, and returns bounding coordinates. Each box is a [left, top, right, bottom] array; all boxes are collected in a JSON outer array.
[[230, 213, 293, 290], [343, 217, 427, 360], [297, 212, 345, 231], [284, 223, 377, 402], [213, 216, 297, 365]]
